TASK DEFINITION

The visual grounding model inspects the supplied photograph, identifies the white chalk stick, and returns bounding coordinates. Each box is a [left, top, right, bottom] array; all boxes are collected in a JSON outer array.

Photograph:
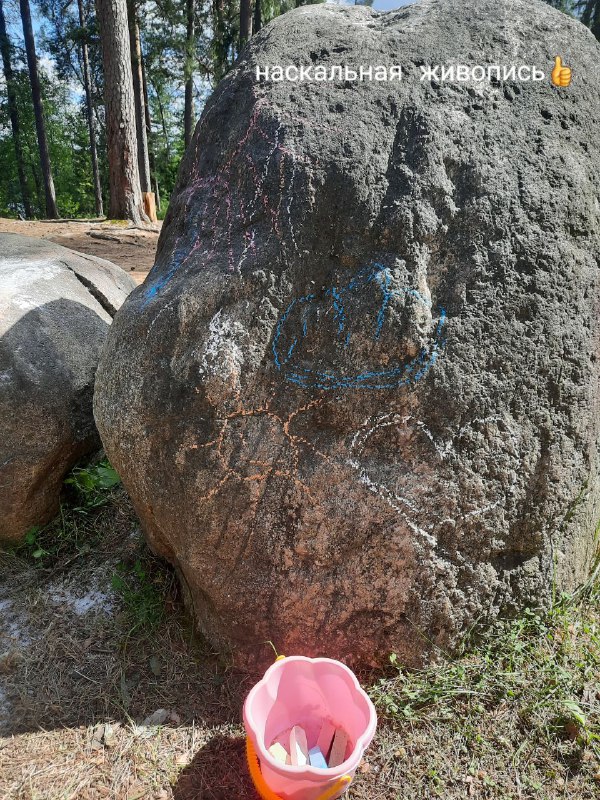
[[308, 745, 328, 769], [268, 742, 290, 764], [289, 725, 309, 766], [316, 720, 336, 758], [328, 728, 349, 768]]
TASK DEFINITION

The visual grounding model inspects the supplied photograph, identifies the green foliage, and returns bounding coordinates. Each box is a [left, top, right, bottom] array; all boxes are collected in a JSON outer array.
[[16, 458, 121, 566], [543, 0, 577, 10], [18, 515, 79, 565], [21, 525, 47, 560], [259, 0, 324, 28], [38, 0, 103, 95], [64, 460, 121, 509], [0, 63, 106, 217], [577, 0, 600, 39], [0, 67, 40, 217], [544, 0, 600, 39]]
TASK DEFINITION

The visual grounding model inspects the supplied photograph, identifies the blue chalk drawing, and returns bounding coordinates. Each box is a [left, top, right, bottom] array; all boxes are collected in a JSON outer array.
[[142, 244, 190, 306], [272, 263, 447, 390]]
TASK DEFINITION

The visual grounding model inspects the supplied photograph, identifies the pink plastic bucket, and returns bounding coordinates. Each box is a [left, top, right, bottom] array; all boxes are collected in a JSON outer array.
[[243, 656, 377, 800]]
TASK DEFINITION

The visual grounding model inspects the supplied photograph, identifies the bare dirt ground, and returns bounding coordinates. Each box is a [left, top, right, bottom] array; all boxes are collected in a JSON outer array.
[[0, 218, 161, 285]]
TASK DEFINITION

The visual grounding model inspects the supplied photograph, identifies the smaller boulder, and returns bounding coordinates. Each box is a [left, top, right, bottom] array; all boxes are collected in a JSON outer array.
[[0, 234, 135, 544]]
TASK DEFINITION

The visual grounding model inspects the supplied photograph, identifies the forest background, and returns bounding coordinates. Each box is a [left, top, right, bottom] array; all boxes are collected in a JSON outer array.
[[0, 0, 598, 222]]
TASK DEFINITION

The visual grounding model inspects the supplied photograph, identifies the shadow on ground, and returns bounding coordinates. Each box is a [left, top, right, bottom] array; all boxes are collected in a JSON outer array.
[[174, 735, 256, 800]]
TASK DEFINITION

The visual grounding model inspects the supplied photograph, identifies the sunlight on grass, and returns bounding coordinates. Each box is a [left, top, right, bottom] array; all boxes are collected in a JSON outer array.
[[368, 579, 600, 797]]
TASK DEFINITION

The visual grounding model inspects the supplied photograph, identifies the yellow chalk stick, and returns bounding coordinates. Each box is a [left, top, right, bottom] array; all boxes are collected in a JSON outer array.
[[268, 742, 290, 764]]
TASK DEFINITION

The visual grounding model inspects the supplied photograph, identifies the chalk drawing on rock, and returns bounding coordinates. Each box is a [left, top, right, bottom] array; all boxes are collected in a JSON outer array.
[[272, 263, 447, 390], [142, 97, 319, 304]]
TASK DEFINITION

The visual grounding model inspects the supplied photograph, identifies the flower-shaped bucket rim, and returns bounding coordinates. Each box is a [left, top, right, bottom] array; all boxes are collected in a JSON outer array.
[[243, 655, 377, 779]]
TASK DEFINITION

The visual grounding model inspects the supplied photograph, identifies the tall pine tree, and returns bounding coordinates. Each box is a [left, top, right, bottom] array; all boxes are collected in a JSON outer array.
[[0, 0, 32, 217], [20, 0, 59, 217], [95, 0, 148, 222]]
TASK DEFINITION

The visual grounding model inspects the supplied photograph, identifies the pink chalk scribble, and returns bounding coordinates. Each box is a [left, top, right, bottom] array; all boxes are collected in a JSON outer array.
[[144, 93, 337, 302]]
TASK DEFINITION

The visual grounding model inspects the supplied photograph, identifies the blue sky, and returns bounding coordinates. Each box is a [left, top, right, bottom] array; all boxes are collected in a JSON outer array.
[[371, 0, 413, 9]]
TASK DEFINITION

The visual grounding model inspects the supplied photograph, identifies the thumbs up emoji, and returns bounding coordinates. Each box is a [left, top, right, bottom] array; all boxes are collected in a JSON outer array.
[[551, 56, 572, 87]]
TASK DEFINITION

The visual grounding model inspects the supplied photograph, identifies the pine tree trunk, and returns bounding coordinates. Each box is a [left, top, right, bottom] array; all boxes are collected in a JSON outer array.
[[140, 49, 160, 210], [19, 0, 58, 218], [239, 0, 252, 48], [0, 0, 32, 218], [212, 0, 228, 80], [253, 0, 261, 34], [77, 0, 104, 217], [184, 0, 195, 149], [28, 154, 42, 204], [151, 74, 171, 161], [127, 0, 151, 194], [95, 0, 147, 223]]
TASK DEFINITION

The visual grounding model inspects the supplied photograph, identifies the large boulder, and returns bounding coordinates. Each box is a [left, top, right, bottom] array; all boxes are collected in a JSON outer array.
[[95, 0, 600, 667], [0, 234, 135, 543]]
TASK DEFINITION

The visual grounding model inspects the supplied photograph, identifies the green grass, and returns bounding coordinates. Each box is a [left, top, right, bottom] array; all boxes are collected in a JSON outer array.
[[11, 456, 173, 638], [111, 554, 171, 635], [369, 582, 600, 797], [12, 456, 172, 635]]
